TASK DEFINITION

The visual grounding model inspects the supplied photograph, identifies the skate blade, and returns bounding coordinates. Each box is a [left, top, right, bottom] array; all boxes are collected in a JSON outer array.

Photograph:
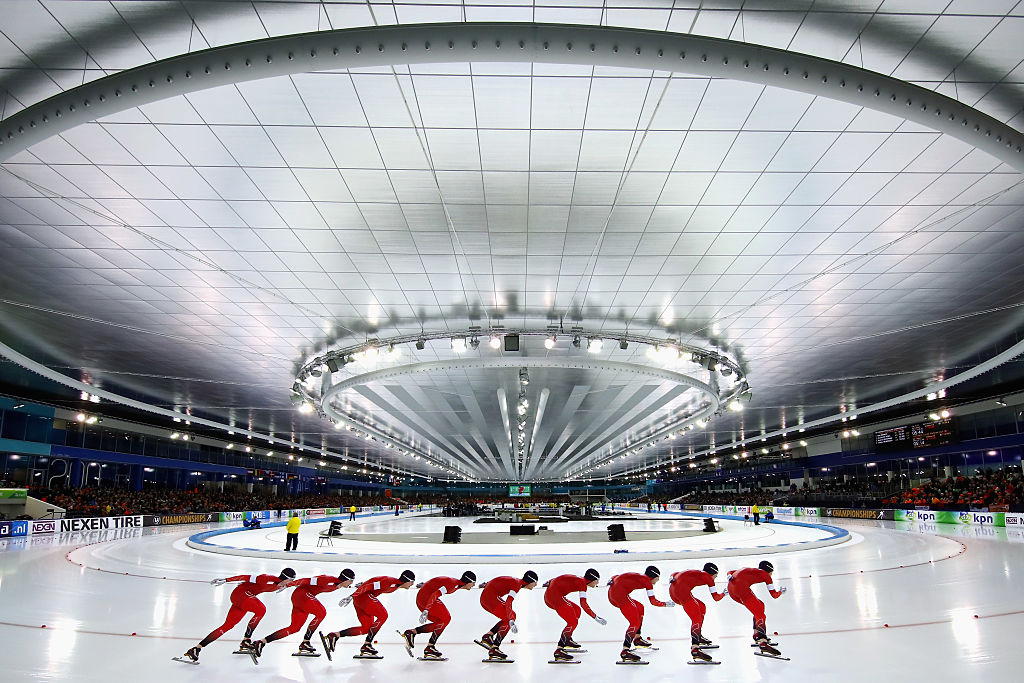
[[688, 660, 721, 665], [417, 656, 448, 662], [562, 648, 588, 654], [616, 660, 649, 665], [473, 640, 492, 650], [548, 659, 580, 664], [697, 644, 719, 649], [753, 652, 790, 661], [482, 658, 514, 663], [318, 631, 333, 662], [171, 657, 198, 666], [231, 650, 251, 655], [633, 646, 659, 651], [397, 630, 414, 658], [292, 652, 321, 657], [354, 654, 384, 660], [751, 641, 778, 647]]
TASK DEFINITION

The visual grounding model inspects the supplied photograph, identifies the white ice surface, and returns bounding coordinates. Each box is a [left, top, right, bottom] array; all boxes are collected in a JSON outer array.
[[1, 512, 1021, 682]]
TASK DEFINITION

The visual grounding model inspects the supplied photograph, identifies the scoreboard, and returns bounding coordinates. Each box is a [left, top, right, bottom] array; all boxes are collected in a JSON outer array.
[[509, 485, 532, 497], [874, 418, 956, 452]]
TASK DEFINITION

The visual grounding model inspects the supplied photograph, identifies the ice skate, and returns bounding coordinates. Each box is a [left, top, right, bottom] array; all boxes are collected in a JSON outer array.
[[474, 633, 495, 650], [697, 635, 718, 649], [247, 639, 264, 665], [293, 639, 320, 657], [688, 646, 720, 665], [319, 631, 337, 661], [754, 640, 790, 660], [616, 648, 648, 665], [631, 635, 658, 651], [562, 638, 586, 652], [354, 641, 383, 660], [399, 629, 416, 657], [548, 647, 580, 664], [484, 646, 513, 663], [419, 644, 447, 661], [172, 646, 200, 665]]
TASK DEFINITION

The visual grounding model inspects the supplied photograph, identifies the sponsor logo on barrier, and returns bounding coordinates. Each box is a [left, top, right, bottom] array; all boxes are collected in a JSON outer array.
[[895, 510, 916, 522], [958, 511, 972, 524], [306, 508, 326, 516], [30, 520, 57, 534], [59, 516, 144, 533], [734, 506, 751, 515], [219, 512, 244, 522], [0, 520, 28, 538], [244, 511, 271, 521], [155, 513, 218, 525], [702, 505, 724, 514], [825, 508, 885, 520], [684, 504, 702, 511], [916, 511, 937, 522], [772, 507, 795, 516], [1006, 514, 1024, 527]]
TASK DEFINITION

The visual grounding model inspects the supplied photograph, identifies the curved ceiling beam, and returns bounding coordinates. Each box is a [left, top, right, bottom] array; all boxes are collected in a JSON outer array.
[[0, 23, 1021, 170]]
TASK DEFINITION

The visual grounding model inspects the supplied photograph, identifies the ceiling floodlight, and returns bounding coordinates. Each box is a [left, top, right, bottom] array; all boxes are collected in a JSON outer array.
[[363, 345, 378, 360], [619, 339, 628, 350], [415, 338, 426, 350], [544, 335, 556, 350], [940, 409, 951, 419], [800, 440, 808, 447], [489, 334, 501, 349], [299, 402, 314, 414], [729, 400, 744, 411], [309, 367, 322, 378], [572, 334, 581, 349], [761, 448, 769, 454], [451, 337, 467, 352], [929, 412, 940, 421], [587, 338, 603, 353]]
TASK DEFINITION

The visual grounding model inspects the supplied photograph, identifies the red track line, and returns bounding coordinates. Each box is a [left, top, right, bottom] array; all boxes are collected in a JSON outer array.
[[2, 608, 1022, 644]]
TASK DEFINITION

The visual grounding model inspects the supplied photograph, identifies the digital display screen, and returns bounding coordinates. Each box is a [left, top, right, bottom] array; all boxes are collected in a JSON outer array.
[[509, 485, 531, 497], [874, 418, 955, 452]]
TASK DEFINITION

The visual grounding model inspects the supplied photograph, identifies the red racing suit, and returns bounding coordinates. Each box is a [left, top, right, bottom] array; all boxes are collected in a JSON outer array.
[[200, 574, 281, 645], [727, 567, 783, 641], [415, 576, 464, 636], [669, 569, 725, 645], [607, 572, 666, 646], [265, 575, 346, 643], [480, 576, 527, 642], [543, 574, 596, 643], [340, 575, 406, 637]]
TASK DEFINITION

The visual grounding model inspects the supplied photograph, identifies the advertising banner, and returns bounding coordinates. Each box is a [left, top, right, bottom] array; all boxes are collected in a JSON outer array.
[[734, 506, 751, 515], [1005, 513, 1024, 527], [146, 513, 219, 526], [771, 506, 795, 516], [325, 507, 341, 515], [684, 504, 702, 511], [0, 489, 28, 499], [894, 510, 916, 522], [0, 520, 28, 537], [306, 508, 326, 516], [702, 505, 724, 514], [30, 519, 58, 534], [795, 507, 821, 517], [219, 511, 244, 522], [823, 508, 893, 520], [58, 516, 144, 533], [245, 511, 271, 521]]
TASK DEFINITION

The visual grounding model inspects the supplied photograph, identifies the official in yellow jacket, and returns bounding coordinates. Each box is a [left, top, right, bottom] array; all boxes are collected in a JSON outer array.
[[285, 513, 301, 551]]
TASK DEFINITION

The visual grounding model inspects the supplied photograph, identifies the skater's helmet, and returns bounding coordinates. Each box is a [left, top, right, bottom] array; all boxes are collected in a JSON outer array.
[[644, 566, 661, 579], [399, 569, 416, 584], [522, 570, 539, 585], [758, 560, 774, 573], [339, 568, 355, 581], [279, 567, 296, 580], [702, 562, 719, 576], [584, 568, 600, 582], [460, 570, 477, 584]]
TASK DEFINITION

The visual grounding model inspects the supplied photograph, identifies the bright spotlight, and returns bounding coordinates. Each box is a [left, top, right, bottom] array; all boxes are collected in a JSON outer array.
[[451, 337, 467, 352], [489, 334, 501, 349], [544, 335, 556, 350]]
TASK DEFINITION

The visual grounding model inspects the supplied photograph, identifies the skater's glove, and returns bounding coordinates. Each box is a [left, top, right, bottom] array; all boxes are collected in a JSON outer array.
[[354, 581, 364, 588], [210, 578, 227, 586], [339, 596, 353, 607], [779, 587, 787, 594], [419, 610, 430, 624], [542, 581, 550, 588], [416, 582, 425, 588], [669, 577, 675, 584], [664, 601, 676, 608], [479, 581, 488, 589], [593, 615, 607, 626], [509, 620, 518, 634]]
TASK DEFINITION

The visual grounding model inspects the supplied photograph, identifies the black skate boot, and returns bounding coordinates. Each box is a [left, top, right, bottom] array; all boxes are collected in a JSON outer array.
[[399, 629, 416, 657], [422, 644, 444, 660], [360, 642, 379, 656], [248, 640, 265, 665], [175, 646, 200, 665], [618, 648, 645, 664], [295, 640, 319, 657], [758, 639, 782, 657], [563, 638, 583, 651], [697, 635, 714, 647], [632, 635, 653, 649], [691, 647, 714, 662], [238, 638, 253, 651], [487, 646, 508, 661], [550, 647, 576, 663]]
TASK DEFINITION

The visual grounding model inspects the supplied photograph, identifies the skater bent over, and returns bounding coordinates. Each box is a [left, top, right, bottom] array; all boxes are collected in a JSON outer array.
[[250, 569, 355, 661], [727, 561, 787, 657], [401, 570, 476, 660], [543, 568, 604, 662], [476, 570, 538, 661], [177, 567, 295, 664], [321, 569, 415, 659], [669, 563, 726, 663], [607, 566, 674, 664]]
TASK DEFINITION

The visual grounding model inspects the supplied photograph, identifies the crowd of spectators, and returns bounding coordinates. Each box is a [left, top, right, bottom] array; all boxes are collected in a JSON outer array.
[[677, 491, 777, 506], [28, 486, 397, 517], [884, 469, 1023, 508]]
